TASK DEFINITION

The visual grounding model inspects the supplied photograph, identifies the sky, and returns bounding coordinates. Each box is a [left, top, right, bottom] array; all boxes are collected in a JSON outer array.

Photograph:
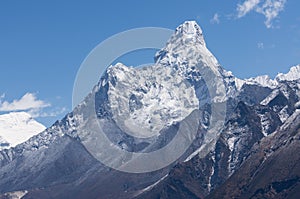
[[0, 0, 299, 127]]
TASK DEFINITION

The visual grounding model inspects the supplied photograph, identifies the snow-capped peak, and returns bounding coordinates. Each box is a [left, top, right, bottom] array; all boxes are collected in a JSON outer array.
[[174, 20, 205, 45], [100, 20, 230, 140], [155, 20, 222, 77], [276, 65, 300, 82], [0, 112, 46, 150]]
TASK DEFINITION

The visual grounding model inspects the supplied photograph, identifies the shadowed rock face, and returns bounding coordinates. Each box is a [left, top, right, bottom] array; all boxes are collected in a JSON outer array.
[[0, 21, 299, 199], [208, 111, 300, 199]]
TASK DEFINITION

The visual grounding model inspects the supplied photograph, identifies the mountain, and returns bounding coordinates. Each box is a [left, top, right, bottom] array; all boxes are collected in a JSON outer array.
[[0, 112, 46, 150], [0, 21, 299, 199]]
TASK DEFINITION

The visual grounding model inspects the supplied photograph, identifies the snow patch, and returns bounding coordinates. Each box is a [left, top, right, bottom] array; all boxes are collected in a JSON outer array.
[[258, 113, 271, 136], [234, 77, 245, 90], [278, 105, 289, 123], [227, 136, 236, 151], [208, 151, 215, 192], [3, 190, 28, 199], [139, 174, 168, 194]]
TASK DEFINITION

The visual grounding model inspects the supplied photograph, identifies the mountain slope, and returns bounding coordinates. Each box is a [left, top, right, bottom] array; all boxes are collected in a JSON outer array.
[[208, 109, 300, 199]]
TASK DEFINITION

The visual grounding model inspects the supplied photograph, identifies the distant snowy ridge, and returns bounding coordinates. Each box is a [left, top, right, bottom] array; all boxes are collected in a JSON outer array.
[[276, 65, 300, 82], [234, 64, 300, 90], [0, 112, 46, 150]]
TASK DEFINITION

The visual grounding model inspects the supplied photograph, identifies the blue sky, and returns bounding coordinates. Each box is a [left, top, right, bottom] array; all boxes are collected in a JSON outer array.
[[0, 0, 299, 126]]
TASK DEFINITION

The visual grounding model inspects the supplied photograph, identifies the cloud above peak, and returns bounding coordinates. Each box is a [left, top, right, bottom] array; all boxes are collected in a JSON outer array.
[[237, 0, 287, 28], [0, 93, 67, 120], [210, 13, 220, 24], [0, 93, 50, 112], [237, 0, 261, 18]]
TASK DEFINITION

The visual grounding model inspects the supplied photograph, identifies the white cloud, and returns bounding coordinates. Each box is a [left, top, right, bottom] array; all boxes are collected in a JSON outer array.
[[210, 13, 220, 24], [256, 0, 286, 28], [237, 0, 261, 17], [236, 0, 287, 28], [0, 93, 50, 112], [28, 107, 67, 118], [0, 93, 67, 119], [257, 42, 264, 49]]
